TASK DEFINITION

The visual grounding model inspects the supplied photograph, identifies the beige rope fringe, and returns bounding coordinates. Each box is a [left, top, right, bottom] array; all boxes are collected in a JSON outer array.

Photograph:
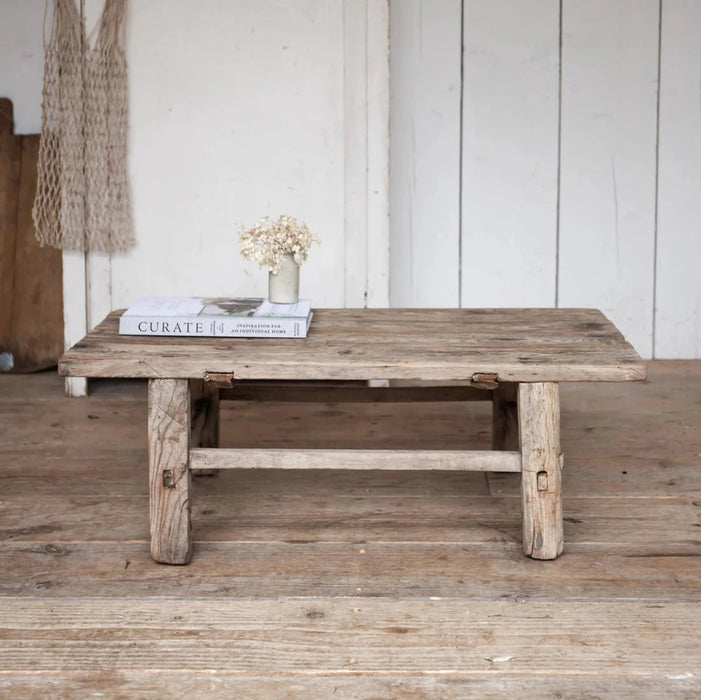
[[34, 0, 134, 253]]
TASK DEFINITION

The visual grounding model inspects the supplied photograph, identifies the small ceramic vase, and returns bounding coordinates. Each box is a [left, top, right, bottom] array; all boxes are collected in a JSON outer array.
[[268, 253, 300, 304]]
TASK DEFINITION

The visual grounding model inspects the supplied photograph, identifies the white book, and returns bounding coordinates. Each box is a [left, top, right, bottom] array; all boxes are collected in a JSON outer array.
[[119, 297, 313, 338]]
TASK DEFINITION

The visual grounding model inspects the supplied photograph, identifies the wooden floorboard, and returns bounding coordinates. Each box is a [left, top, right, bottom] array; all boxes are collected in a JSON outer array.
[[0, 676, 698, 700], [1, 542, 699, 600], [0, 599, 698, 675], [0, 362, 700, 697], [1, 494, 698, 549]]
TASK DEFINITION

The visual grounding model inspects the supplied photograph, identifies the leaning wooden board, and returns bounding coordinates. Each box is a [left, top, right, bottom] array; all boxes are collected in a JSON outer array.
[[0, 98, 63, 372], [59, 307, 646, 565]]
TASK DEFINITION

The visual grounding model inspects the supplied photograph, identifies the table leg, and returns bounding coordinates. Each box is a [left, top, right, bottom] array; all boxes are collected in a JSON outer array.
[[190, 379, 220, 476], [148, 378, 192, 564], [492, 382, 518, 451], [518, 382, 564, 559]]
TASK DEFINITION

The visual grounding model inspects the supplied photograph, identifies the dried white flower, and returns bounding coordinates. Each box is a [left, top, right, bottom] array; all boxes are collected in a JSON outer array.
[[239, 215, 320, 274]]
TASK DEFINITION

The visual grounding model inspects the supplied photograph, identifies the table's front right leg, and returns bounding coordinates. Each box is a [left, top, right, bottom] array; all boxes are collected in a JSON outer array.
[[518, 382, 564, 560], [148, 378, 192, 564]]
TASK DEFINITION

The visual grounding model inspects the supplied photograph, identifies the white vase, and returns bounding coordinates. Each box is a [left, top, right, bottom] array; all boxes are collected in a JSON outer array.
[[268, 253, 300, 304]]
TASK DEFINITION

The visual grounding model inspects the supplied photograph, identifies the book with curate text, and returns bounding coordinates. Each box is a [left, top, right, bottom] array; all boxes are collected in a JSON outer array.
[[119, 297, 313, 338]]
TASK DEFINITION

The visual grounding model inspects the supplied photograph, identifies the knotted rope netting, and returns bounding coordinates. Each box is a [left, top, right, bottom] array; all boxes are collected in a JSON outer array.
[[34, 0, 134, 253]]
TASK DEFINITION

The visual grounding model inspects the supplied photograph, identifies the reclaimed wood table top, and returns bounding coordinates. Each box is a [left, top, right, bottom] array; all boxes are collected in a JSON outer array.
[[59, 308, 646, 383]]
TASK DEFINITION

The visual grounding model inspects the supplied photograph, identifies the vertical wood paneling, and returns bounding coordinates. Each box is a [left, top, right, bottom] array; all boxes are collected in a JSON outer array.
[[83, 1, 113, 336], [558, 0, 659, 357], [654, 0, 701, 358], [344, 0, 370, 307], [461, 0, 560, 309], [86, 252, 112, 330], [61, 251, 87, 397], [366, 0, 390, 308], [390, 0, 462, 307], [0, 0, 691, 357], [345, 0, 390, 309]]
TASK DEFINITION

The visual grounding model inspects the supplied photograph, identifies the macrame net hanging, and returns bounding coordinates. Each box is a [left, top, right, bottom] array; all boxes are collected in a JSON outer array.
[[34, 0, 134, 253]]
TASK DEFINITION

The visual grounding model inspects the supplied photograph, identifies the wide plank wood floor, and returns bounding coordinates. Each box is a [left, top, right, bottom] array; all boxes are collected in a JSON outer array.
[[0, 362, 700, 698]]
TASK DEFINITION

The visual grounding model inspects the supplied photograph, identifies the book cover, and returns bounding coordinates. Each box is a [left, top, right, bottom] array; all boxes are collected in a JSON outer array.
[[119, 297, 313, 338]]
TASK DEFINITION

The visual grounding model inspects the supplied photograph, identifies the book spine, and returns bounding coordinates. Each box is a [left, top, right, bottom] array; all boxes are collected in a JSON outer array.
[[119, 315, 307, 338]]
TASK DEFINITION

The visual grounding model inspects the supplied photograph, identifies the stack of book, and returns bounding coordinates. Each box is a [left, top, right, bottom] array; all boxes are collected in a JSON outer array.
[[118, 297, 313, 338]]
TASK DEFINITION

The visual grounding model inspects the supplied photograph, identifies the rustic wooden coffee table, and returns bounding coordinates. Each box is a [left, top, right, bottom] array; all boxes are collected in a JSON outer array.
[[59, 308, 645, 565]]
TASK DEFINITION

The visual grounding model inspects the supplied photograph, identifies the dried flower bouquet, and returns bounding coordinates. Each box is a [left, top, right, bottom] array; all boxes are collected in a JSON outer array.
[[239, 215, 319, 274]]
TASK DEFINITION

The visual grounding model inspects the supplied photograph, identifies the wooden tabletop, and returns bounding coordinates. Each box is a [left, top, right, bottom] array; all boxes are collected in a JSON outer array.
[[59, 308, 646, 383]]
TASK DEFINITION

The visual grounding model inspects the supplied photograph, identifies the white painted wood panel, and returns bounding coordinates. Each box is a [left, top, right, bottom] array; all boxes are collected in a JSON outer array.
[[111, 0, 347, 308], [61, 251, 87, 397], [461, 0, 560, 309], [86, 252, 112, 329], [390, 0, 462, 307], [558, 0, 659, 357], [343, 0, 390, 308], [344, 0, 369, 307], [654, 0, 701, 358], [0, 0, 46, 134], [5, 0, 701, 360], [83, 1, 113, 337], [365, 0, 390, 308]]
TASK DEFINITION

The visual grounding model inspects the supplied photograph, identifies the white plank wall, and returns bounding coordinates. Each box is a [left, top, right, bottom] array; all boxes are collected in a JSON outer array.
[[654, 0, 701, 358], [461, 0, 560, 309], [61, 252, 87, 398], [558, 0, 659, 358], [365, 0, 391, 308], [346, 0, 391, 308], [389, 0, 462, 307], [4, 0, 701, 359], [391, 0, 701, 358]]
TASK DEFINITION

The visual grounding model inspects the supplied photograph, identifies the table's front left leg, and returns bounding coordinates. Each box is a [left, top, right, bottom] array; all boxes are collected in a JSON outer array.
[[518, 382, 564, 560], [148, 378, 192, 564]]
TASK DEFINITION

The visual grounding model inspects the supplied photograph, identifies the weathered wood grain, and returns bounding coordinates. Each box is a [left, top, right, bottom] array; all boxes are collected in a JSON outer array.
[[1, 542, 700, 599], [9, 135, 63, 371], [189, 447, 522, 472], [147, 379, 191, 564], [0, 100, 63, 373], [0, 98, 20, 351], [0, 676, 696, 699], [519, 382, 564, 559], [0, 365, 700, 693], [1, 493, 699, 551], [0, 599, 699, 679], [220, 383, 492, 402], [492, 381, 518, 451], [190, 379, 219, 476], [59, 308, 647, 382]]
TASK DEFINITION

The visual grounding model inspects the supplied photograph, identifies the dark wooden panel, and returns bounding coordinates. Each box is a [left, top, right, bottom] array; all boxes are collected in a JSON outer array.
[[0, 98, 20, 357], [0, 98, 63, 372]]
